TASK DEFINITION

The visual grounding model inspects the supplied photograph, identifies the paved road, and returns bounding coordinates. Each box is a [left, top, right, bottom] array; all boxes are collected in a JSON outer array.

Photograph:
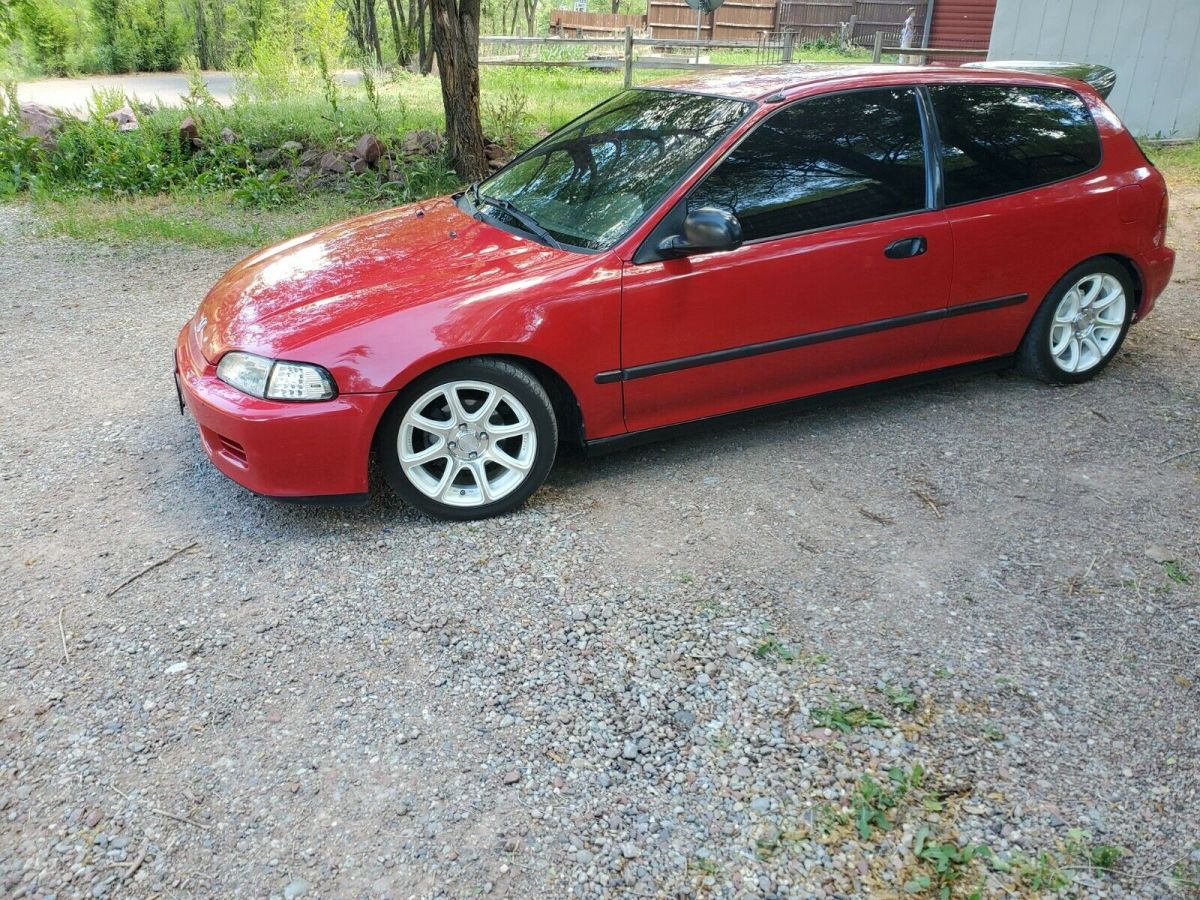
[[15, 70, 363, 110]]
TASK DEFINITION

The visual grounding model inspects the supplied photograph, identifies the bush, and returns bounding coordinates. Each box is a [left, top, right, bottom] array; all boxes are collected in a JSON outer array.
[[0, 82, 42, 195], [14, 0, 72, 75]]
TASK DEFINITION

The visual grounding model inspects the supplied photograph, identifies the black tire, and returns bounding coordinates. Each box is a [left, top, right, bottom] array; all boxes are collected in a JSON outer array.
[[376, 358, 557, 520], [1016, 258, 1135, 384]]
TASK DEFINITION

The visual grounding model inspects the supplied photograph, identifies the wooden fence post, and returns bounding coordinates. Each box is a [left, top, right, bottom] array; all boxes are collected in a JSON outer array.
[[872, 30, 883, 63], [623, 26, 634, 88]]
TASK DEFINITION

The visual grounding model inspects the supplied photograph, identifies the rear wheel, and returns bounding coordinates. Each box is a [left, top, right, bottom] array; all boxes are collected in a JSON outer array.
[[1017, 259, 1134, 384], [376, 359, 557, 520]]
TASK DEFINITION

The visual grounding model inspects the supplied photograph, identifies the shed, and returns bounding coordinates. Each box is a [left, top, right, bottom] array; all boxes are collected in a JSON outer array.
[[987, 0, 1200, 139], [927, 0, 997, 62]]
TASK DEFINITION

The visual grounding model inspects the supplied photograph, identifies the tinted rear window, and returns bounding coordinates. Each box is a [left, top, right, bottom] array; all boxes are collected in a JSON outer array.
[[929, 84, 1101, 205]]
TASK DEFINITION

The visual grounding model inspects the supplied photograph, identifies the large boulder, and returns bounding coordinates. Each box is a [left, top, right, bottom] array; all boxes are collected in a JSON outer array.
[[19, 103, 62, 149], [401, 129, 443, 155], [353, 133, 384, 164], [105, 105, 139, 132], [178, 116, 200, 152], [319, 151, 349, 175]]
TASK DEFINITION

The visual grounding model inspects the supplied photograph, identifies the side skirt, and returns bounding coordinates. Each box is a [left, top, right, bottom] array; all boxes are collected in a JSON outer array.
[[584, 355, 1016, 457]]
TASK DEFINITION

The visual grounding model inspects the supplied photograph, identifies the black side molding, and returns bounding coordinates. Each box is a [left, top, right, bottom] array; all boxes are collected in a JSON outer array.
[[593, 294, 1027, 384]]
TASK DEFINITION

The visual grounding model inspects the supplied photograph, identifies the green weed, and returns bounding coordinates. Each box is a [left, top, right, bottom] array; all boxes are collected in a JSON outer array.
[[812, 699, 889, 733]]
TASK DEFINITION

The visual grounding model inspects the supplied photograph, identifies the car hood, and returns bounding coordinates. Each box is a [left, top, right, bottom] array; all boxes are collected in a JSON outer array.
[[193, 197, 575, 363]]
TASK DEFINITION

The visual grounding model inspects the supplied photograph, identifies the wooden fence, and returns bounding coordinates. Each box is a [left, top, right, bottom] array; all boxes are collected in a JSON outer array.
[[777, 0, 928, 46], [647, 0, 780, 42], [549, 9, 647, 37]]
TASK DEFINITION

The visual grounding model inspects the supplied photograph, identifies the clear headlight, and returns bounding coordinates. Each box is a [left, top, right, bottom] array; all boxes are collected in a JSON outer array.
[[267, 360, 336, 401], [216, 351, 336, 401]]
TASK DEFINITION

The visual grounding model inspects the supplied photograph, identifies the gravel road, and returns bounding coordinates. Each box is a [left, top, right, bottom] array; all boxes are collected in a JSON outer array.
[[1, 185, 1198, 899]]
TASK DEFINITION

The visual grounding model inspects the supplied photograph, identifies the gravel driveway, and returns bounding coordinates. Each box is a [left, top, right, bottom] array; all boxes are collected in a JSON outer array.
[[1, 185, 1198, 899]]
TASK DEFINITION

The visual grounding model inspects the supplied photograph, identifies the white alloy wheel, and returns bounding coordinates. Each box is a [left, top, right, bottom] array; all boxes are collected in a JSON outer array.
[[397, 379, 538, 508], [1048, 273, 1127, 374]]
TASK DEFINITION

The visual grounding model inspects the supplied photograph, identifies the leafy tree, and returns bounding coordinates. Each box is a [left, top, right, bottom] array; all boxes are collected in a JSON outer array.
[[16, 0, 72, 74]]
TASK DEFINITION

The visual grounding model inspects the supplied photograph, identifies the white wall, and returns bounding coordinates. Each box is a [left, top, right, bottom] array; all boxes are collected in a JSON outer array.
[[988, 0, 1200, 139]]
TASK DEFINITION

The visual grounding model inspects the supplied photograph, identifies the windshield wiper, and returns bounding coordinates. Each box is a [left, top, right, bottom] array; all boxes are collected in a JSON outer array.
[[472, 186, 563, 250]]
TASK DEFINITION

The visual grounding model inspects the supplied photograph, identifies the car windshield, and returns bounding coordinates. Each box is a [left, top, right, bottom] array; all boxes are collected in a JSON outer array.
[[472, 89, 753, 251]]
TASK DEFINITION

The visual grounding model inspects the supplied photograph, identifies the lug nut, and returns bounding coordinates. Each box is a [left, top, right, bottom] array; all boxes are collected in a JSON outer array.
[[469, 451, 478, 459], [448, 441, 456, 449], [478, 432, 487, 440]]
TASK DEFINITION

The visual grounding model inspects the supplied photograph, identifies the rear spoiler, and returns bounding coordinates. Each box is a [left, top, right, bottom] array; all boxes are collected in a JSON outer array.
[[960, 61, 1117, 99]]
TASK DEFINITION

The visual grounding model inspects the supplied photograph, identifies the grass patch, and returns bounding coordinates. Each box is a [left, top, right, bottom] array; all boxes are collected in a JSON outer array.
[[33, 192, 377, 249], [1148, 141, 1200, 183]]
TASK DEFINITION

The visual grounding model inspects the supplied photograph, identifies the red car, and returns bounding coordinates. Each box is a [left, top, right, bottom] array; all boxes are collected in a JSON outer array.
[[175, 64, 1174, 519]]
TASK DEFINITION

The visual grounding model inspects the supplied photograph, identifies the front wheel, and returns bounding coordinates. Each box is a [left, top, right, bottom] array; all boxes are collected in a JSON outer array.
[[376, 359, 558, 520], [1017, 259, 1134, 384]]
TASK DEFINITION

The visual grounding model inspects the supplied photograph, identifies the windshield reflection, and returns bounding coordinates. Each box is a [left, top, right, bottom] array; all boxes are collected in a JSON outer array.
[[476, 90, 752, 251]]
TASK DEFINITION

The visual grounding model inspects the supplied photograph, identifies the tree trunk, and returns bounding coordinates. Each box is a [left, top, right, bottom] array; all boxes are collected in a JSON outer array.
[[193, 0, 209, 69], [610, 0, 619, 14], [385, 0, 408, 67], [429, 0, 486, 181], [524, 0, 536, 37], [364, 0, 383, 66], [417, 0, 433, 74]]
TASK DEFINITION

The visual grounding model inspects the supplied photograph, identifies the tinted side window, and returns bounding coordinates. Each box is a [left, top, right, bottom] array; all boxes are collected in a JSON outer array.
[[929, 85, 1101, 205], [688, 87, 928, 242]]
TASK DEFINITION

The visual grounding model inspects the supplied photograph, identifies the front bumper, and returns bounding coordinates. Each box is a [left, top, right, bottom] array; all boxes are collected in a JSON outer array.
[[175, 324, 395, 500]]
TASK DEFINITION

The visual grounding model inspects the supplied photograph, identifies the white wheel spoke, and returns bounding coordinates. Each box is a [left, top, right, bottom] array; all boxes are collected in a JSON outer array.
[[400, 438, 447, 467], [433, 461, 461, 501], [491, 444, 533, 473], [445, 386, 472, 422], [1054, 290, 1080, 322], [409, 411, 452, 436], [470, 461, 496, 502], [466, 387, 504, 425], [1080, 277, 1103, 308], [1050, 326, 1072, 356]]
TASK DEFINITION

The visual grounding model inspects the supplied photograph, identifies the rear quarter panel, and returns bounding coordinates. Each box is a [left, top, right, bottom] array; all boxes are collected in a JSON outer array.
[[931, 87, 1166, 368]]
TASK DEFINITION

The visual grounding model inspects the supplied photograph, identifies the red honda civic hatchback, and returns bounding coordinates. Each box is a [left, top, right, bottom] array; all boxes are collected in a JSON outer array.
[[175, 65, 1174, 519]]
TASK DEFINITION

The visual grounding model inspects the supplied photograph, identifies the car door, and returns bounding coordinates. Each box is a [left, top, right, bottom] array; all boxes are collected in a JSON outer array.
[[618, 85, 953, 434], [924, 82, 1109, 368]]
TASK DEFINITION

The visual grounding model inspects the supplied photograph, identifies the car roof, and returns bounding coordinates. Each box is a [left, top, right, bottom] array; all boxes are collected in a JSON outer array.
[[646, 63, 1091, 102]]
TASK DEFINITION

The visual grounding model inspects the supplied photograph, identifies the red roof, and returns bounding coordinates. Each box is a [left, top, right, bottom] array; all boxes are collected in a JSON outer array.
[[646, 63, 1094, 103]]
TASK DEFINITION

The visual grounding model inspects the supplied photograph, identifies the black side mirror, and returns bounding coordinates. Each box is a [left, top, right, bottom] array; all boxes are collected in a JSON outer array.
[[657, 206, 743, 258]]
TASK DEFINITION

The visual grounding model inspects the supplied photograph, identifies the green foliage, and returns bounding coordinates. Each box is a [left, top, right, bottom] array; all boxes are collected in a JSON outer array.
[[484, 81, 529, 151], [1163, 560, 1191, 584], [884, 685, 918, 712], [905, 827, 986, 897], [753, 638, 795, 661], [852, 765, 922, 839], [233, 167, 294, 207], [15, 0, 72, 75], [812, 699, 889, 733], [0, 82, 42, 195]]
